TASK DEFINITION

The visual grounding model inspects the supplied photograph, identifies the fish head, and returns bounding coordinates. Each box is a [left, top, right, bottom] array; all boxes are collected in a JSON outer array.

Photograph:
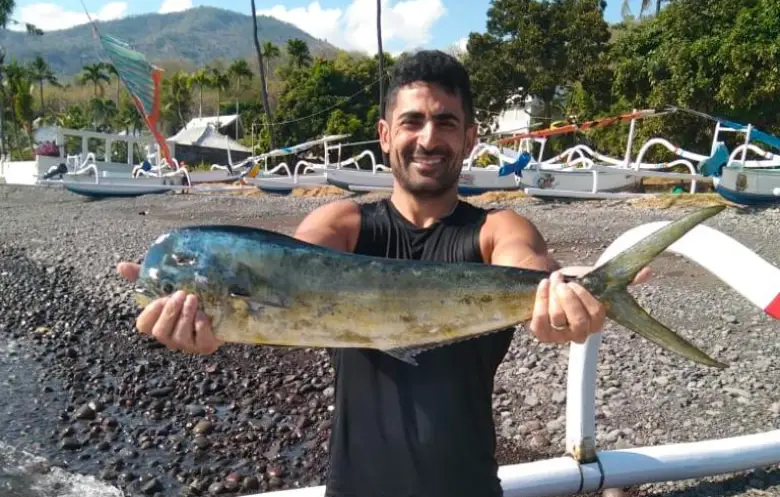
[[134, 230, 233, 327]]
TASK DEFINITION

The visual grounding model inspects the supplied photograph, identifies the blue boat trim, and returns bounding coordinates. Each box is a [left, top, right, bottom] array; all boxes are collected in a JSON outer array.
[[715, 185, 780, 206]]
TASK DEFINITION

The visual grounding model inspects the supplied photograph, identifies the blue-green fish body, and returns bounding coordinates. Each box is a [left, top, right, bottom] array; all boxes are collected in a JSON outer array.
[[134, 205, 727, 368]]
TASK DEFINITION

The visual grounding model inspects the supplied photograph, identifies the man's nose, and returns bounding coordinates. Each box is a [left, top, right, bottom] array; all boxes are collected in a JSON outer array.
[[416, 120, 438, 148]]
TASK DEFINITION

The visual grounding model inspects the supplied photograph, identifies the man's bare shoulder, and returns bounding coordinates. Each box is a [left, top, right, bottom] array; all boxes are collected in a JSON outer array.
[[294, 199, 361, 252]]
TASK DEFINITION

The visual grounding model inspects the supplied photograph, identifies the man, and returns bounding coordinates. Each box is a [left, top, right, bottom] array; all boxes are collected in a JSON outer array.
[[117, 50, 647, 497]]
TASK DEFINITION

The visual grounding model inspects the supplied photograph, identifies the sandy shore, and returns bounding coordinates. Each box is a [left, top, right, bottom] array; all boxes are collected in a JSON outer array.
[[0, 184, 778, 497]]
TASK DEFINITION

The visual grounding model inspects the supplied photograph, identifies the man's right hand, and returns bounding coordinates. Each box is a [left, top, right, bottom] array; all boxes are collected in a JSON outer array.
[[117, 262, 222, 354]]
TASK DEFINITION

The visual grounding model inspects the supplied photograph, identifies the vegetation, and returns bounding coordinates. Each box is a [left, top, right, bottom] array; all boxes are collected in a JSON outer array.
[[464, 0, 780, 161], [0, 0, 777, 167]]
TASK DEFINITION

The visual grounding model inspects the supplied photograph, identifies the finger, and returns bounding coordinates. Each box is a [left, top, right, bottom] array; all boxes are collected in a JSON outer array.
[[529, 279, 568, 343], [136, 297, 167, 335], [631, 267, 653, 286], [548, 271, 568, 329], [193, 310, 222, 354], [554, 283, 591, 343], [529, 278, 552, 337], [170, 294, 198, 352], [117, 262, 140, 282], [567, 282, 606, 333], [151, 291, 186, 347]]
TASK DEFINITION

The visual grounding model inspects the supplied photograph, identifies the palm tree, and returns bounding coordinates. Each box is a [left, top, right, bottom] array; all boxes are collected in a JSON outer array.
[[5, 60, 35, 150], [26, 54, 60, 114], [78, 63, 110, 98], [286, 39, 312, 68], [190, 68, 209, 118], [103, 63, 122, 103], [163, 71, 193, 130], [227, 58, 253, 117], [208, 67, 230, 124], [261, 42, 280, 93], [250, 0, 275, 148]]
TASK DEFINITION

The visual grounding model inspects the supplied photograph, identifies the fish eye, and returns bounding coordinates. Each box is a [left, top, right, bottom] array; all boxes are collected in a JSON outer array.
[[161, 280, 175, 295]]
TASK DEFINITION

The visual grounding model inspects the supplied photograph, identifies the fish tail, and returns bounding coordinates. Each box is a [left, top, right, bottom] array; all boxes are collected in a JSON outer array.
[[577, 205, 728, 369]]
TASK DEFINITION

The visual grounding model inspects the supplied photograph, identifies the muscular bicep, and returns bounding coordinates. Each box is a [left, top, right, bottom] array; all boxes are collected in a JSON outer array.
[[485, 210, 560, 272], [293, 200, 360, 252]]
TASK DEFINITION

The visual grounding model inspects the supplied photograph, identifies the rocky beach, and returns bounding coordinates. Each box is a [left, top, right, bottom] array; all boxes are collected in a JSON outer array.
[[0, 183, 778, 497]]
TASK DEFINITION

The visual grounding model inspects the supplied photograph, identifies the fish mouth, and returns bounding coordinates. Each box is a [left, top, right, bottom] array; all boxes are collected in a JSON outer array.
[[134, 286, 159, 307]]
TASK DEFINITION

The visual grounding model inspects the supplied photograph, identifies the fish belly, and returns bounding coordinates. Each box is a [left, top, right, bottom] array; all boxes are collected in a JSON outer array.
[[214, 286, 537, 351]]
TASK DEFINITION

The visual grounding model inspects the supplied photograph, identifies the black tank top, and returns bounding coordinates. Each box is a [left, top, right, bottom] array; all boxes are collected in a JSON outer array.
[[324, 198, 514, 497]]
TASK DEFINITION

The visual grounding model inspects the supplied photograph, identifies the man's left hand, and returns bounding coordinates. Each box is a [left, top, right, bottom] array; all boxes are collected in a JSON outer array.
[[529, 266, 652, 344]]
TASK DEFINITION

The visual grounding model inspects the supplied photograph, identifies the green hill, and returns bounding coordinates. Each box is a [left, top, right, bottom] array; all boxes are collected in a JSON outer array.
[[0, 6, 340, 78]]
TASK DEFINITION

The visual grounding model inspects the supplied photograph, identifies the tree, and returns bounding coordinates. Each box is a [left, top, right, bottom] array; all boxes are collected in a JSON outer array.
[[261, 42, 281, 93], [286, 39, 312, 68], [608, 0, 780, 153], [207, 66, 230, 122], [227, 58, 253, 117], [78, 63, 111, 98], [27, 54, 60, 114], [464, 0, 612, 128], [190, 68, 209, 118], [103, 63, 121, 103], [250, 0, 275, 149], [161, 70, 193, 132]]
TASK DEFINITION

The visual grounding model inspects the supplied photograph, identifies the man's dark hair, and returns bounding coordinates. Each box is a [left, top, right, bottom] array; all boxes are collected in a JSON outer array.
[[383, 49, 475, 125]]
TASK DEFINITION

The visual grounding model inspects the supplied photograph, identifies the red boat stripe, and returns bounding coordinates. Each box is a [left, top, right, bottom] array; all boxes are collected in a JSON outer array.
[[766, 293, 780, 319]]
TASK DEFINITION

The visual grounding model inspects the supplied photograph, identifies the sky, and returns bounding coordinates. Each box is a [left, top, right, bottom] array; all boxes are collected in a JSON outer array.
[[10, 0, 640, 55]]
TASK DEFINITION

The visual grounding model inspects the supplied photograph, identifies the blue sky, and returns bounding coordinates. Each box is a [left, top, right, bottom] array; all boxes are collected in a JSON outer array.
[[12, 0, 640, 54]]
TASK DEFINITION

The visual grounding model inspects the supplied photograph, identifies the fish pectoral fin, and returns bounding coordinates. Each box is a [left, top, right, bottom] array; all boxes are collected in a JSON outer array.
[[230, 262, 289, 309], [230, 288, 289, 310], [605, 289, 727, 369]]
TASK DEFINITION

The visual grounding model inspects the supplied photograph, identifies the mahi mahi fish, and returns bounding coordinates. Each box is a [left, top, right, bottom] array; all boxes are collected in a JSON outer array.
[[134, 204, 728, 369]]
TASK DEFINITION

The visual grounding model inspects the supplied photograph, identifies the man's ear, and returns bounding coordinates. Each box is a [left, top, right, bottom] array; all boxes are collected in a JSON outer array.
[[377, 118, 391, 154], [464, 123, 478, 155]]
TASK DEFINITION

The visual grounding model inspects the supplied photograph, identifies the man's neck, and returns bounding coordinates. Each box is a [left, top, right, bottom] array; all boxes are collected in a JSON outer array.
[[389, 187, 459, 228]]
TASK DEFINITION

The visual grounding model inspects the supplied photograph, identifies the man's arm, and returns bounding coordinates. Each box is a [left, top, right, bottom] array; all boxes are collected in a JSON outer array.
[[482, 209, 560, 272], [293, 199, 361, 252], [481, 209, 603, 344]]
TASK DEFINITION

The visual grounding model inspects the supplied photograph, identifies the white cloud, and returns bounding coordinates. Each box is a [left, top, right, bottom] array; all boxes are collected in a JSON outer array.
[[257, 0, 446, 55], [9, 1, 128, 31], [159, 0, 193, 14]]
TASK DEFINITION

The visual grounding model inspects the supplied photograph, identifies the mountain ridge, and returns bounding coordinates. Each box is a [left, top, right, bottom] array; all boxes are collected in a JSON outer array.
[[0, 6, 341, 78]]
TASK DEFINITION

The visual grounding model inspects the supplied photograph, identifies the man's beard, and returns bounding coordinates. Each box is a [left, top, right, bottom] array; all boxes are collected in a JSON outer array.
[[390, 147, 462, 198]]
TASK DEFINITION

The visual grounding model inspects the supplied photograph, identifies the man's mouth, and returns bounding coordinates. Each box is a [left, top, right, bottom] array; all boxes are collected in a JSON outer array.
[[411, 156, 445, 170]]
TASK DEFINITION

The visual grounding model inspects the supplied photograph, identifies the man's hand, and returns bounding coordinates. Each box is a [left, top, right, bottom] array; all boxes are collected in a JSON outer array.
[[529, 265, 652, 344], [117, 262, 222, 354]]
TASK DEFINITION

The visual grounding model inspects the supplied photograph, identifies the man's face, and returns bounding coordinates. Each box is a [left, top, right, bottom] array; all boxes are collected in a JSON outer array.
[[378, 82, 477, 198]]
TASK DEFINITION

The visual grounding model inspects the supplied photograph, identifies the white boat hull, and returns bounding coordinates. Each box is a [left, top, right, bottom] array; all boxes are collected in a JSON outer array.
[[323, 168, 392, 192], [714, 166, 780, 206], [324, 165, 640, 197], [244, 173, 328, 193], [517, 168, 640, 196], [61, 173, 186, 198]]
